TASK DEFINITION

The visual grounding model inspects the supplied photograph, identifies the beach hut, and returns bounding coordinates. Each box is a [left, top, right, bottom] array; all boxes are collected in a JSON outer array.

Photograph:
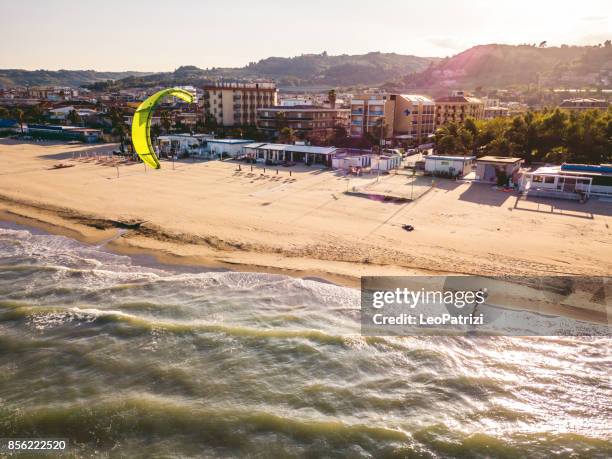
[[205, 139, 254, 158], [371, 152, 402, 171], [476, 156, 523, 184], [157, 134, 204, 157], [332, 149, 373, 171], [424, 155, 475, 178]]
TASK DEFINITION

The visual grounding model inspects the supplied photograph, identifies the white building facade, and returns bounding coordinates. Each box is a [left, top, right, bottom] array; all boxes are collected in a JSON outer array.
[[424, 155, 476, 178]]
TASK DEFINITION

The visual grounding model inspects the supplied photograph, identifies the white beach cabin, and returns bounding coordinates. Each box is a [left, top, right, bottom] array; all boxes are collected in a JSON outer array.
[[424, 155, 475, 178], [206, 139, 254, 158], [520, 164, 612, 200]]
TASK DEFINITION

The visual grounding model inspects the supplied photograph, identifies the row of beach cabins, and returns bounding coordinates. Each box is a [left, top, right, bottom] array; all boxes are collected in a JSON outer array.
[[156, 134, 403, 171], [419, 155, 612, 199], [156, 134, 612, 201]]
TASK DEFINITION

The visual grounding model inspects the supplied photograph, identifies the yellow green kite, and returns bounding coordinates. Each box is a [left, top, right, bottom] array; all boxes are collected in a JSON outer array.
[[131, 88, 195, 169]]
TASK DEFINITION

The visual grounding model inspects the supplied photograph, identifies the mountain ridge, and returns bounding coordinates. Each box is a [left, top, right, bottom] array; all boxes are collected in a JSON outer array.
[[390, 43, 612, 92], [0, 69, 153, 88], [0, 52, 437, 88]]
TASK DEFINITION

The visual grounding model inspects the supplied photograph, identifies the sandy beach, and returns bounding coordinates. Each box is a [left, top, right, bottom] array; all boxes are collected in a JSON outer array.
[[1, 139, 611, 289]]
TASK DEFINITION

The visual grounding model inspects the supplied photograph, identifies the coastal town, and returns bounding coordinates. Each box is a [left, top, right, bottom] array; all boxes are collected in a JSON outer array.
[[0, 74, 611, 286]]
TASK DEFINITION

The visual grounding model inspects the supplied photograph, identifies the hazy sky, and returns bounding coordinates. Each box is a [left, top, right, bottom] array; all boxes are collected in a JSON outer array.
[[1, 0, 610, 71]]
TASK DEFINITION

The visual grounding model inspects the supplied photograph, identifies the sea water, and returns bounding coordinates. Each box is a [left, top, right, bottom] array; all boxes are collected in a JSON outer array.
[[0, 223, 610, 457]]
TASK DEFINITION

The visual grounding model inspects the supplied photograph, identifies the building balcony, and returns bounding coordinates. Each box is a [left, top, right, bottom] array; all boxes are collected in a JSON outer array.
[[288, 120, 316, 126], [368, 110, 384, 116]]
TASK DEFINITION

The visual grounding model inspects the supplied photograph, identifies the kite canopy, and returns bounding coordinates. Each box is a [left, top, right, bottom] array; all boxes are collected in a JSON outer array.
[[131, 88, 195, 169]]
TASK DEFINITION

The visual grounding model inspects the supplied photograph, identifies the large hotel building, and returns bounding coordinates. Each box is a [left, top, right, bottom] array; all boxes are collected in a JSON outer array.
[[203, 82, 277, 126], [256, 106, 349, 138], [349, 94, 435, 143], [434, 95, 484, 126]]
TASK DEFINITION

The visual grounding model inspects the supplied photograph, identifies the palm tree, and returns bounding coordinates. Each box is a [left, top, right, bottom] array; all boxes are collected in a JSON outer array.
[[367, 118, 387, 149], [106, 106, 127, 147], [434, 122, 471, 154], [67, 109, 81, 126], [160, 111, 172, 133], [203, 113, 218, 133], [328, 89, 337, 109], [150, 124, 162, 140], [275, 111, 288, 129], [279, 127, 296, 144], [25, 105, 44, 124], [463, 118, 479, 154]]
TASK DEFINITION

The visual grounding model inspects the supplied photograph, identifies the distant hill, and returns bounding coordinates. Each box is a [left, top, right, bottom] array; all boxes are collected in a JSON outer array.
[[6, 45, 609, 92], [243, 52, 437, 86], [392, 43, 612, 92], [85, 52, 438, 90], [0, 53, 436, 90], [0, 69, 153, 88]]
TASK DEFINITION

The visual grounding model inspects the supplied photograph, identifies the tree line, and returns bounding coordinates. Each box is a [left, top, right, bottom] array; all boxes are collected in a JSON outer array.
[[434, 107, 612, 165]]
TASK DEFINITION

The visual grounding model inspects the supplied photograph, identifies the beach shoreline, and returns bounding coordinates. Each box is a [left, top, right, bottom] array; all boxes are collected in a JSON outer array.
[[0, 199, 424, 289], [1, 205, 609, 326]]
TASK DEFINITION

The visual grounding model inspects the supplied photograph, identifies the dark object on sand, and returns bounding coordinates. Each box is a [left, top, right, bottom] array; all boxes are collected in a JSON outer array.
[[402, 224, 414, 232], [51, 163, 75, 170]]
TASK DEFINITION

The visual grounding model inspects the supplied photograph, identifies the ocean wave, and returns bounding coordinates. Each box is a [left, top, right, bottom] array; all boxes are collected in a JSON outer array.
[[2, 394, 609, 457], [2, 305, 353, 345], [0, 394, 410, 452]]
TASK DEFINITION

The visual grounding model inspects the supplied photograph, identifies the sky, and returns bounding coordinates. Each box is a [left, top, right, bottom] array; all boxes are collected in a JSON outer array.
[[1, 0, 610, 72]]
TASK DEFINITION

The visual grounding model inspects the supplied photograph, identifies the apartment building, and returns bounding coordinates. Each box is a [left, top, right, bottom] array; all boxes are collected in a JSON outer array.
[[257, 106, 349, 138], [26, 86, 79, 101], [48, 106, 98, 121], [349, 94, 435, 142], [434, 95, 484, 126], [558, 98, 609, 111], [483, 106, 509, 119], [203, 82, 277, 126]]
